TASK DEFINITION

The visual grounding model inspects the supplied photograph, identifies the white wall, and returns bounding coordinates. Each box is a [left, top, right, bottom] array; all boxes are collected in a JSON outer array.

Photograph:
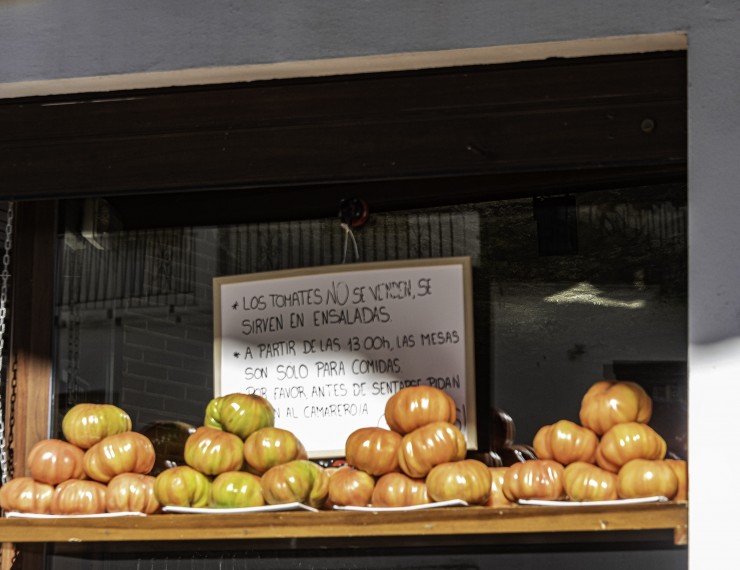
[[3, 1, 740, 568]]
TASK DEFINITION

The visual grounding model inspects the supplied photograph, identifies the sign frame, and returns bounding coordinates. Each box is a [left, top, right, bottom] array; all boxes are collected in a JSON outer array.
[[213, 256, 477, 457]]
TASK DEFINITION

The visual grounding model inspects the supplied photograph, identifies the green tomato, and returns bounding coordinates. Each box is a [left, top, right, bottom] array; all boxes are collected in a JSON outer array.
[[243, 427, 307, 475], [62, 403, 132, 449], [204, 393, 275, 439], [184, 426, 244, 476], [261, 460, 329, 508], [210, 471, 265, 508], [153, 466, 211, 508]]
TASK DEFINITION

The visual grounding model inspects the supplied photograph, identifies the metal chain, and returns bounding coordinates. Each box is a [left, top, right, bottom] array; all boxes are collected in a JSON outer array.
[[0, 202, 15, 486], [67, 251, 81, 406]]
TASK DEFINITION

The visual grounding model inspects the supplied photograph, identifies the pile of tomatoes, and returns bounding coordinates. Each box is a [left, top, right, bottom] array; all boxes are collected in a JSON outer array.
[[0, 403, 159, 514], [508, 380, 688, 503], [0, 381, 688, 515]]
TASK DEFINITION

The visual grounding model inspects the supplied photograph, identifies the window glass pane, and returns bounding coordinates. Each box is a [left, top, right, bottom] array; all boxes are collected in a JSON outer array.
[[53, 183, 686, 458]]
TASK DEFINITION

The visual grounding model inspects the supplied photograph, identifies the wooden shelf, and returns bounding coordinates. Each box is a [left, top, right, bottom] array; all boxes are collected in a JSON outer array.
[[0, 501, 688, 545]]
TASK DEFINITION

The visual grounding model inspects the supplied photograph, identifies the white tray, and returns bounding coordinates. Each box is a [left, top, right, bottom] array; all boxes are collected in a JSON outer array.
[[4, 511, 147, 519], [333, 499, 468, 512], [517, 496, 669, 507], [162, 502, 319, 514]]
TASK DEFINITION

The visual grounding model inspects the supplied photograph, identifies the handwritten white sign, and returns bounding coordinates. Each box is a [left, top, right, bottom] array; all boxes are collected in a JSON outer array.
[[213, 257, 476, 457]]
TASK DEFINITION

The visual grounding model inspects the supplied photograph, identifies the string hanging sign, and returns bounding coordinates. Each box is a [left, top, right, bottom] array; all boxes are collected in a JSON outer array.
[[213, 257, 476, 457]]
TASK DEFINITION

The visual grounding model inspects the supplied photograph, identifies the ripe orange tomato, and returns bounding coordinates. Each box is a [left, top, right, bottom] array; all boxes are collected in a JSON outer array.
[[397, 421, 467, 478], [243, 427, 307, 475], [184, 426, 244, 476], [83, 431, 156, 483], [563, 461, 618, 501], [533, 420, 598, 466], [596, 422, 666, 473], [579, 381, 652, 436], [27, 439, 85, 485], [371, 472, 430, 507], [666, 459, 688, 501], [61, 403, 132, 449], [106, 473, 161, 514], [617, 459, 678, 499], [327, 466, 375, 507], [0, 477, 54, 514], [345, 427, 402, 476], [502, 459, 565, 502], [384, 386, 457, 435], [51, 479, 107, 515], [426, 459, 492, 505]]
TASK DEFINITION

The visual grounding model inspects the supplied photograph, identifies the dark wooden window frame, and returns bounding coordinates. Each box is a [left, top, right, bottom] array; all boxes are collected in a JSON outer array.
[[0, 51, 687, 556]]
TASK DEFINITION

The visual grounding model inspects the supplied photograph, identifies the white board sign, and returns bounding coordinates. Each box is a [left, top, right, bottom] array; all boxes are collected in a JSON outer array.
[[213, 257, 476, 457]]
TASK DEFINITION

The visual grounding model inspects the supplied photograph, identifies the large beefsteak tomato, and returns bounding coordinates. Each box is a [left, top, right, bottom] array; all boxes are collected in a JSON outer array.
[[260, 459, 329, 508], [27, 438, 85, 485], [370, 472, 430, 507], [83, 431, 156, 483], [384, 386, 456, 434], [50, 479, 107, 515], [533, 420, 598, 466], [210, 471, 264, 508], [397, 421, 466, 478], [184, 425, 244, 475], [345, 427, 402, 476], [0, 477, 54, 514], [204, 393, 275, 439], [243, 427, 307, 475], [62, 403, 132, 449], [579, 380, 652, 435], [153, 465, 211, 508], [502, 459, 565, 502], [596, 421, 666, 473], [426, 459, 492, 505]]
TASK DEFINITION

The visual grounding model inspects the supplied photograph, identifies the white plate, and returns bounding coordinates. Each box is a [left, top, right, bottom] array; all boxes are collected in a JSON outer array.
[[517, 496, 669, 507], [4, 511, 147, 519], [333, 499, 468, 512], [162, 502, 319, 514]]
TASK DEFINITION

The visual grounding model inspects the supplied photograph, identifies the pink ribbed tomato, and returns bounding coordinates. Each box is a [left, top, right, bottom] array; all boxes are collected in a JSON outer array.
[[0, 477, 54, 514], [27, 439, 85, 485], [579, 381, 652, 436], [261, 459, 329, 508], [204, 393, 275, 439], [596, 422, 666, 473], [106, 473, 160, 514], [426, 459, 492, 505], [243, 427, 307, 475], [50, 479, 107, 515], [184, 426, 244, 476], [563, 461, 618, 501], [83, 431, 156, 483], [397, 421, 467, 478], [617, 459, 678, 499], [371, 472, 430, 507], [533, 420, 598, 466], [345, 427, 402, 476], [502, 459, 565, 502], [484, 467, 515, 508], [62, 403, 132, 449], [327, 466, 375, 507], [153, 465, 211, 508], [210, 471, 264, 508], [384, 386, 457, 434]]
